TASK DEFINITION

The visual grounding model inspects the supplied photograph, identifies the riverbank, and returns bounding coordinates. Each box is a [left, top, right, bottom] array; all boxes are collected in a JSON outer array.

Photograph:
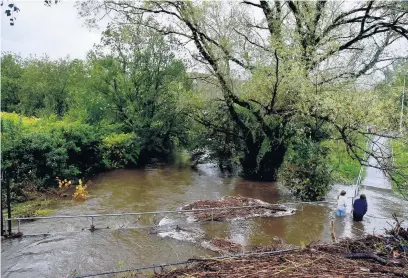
[[391, 138, 408, 195], [155, 226, 408, 278], [2, 195, 57, 219], [2, 167, 407, 278]]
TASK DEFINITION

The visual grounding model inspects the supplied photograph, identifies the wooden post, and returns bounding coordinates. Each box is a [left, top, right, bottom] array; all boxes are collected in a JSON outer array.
[[330, 220, 336, 243]]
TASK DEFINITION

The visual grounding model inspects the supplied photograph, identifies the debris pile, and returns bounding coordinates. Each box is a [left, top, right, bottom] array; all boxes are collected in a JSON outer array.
[[155, 218, 408, 278], [200, 237, 298, 255], [201, 238, 243, 254], [181, 196, 295, 221], [249, 240, 297, 253], [155, 247, 407, 278], [384, 214, 408, 247]]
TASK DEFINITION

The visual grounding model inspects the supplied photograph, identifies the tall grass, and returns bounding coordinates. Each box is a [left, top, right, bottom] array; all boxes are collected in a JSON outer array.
[[391, 138, 408, 195]]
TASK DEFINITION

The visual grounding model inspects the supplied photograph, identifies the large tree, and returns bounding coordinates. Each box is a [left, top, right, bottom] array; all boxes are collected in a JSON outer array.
[[87, 22, 193, 164], [78, 1, 408, 183]]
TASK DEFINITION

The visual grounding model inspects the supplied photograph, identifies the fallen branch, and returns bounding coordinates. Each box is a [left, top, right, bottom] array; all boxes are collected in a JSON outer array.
[[344, 252, 403, 267]]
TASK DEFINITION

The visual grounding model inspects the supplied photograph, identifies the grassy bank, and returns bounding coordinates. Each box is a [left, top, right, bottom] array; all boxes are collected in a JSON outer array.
[[324, 137, 366, 185], [391, 138, 408, 195], [3, 197, 57, 219]]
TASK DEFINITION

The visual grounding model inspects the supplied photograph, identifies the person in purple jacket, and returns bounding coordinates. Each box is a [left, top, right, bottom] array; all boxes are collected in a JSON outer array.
[[352, 194, 367, 222]]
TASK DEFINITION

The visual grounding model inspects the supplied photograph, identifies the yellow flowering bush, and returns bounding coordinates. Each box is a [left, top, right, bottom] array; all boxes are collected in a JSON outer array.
[[56, 176, 72, 190], [72, 179, 88, 201], [56, 177, 88, 201]]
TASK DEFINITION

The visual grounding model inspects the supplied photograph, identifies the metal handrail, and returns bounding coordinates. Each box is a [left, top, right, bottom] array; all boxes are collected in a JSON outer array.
[[351, 136, 371, 203]]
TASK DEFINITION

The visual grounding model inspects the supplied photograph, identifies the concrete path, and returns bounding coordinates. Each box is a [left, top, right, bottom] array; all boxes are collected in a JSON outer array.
[[340, 136, 392, 213]]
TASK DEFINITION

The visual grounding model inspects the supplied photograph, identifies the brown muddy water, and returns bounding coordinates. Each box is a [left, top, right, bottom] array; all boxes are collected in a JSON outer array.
[[2, 164, 407, 278]]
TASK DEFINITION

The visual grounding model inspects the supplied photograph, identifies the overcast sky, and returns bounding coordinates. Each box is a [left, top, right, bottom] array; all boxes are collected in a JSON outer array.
[[1, 0, 406, 86], [1, 1, 101, 59]]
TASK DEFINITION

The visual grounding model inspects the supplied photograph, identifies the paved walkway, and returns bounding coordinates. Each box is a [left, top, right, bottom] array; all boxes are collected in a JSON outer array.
[[340, 136, 392, 213]]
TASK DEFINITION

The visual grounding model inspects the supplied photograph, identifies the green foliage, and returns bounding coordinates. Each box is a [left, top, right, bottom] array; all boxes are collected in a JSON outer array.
[[100, 133, 139, 169], [170, 149, 191, 169], [2, 198, 57, 219], [375, 62, 408, 131], [88, 24, 193, 163], [391, 139, 408, 195], [1, 54, 23, 112], [4, 1, 405, 204], [0, 54, 78, 117], [1, 112, 141, 201], [1, 25, 192, 202], [375, 61, 408, 196], [1, 113, 102, 197], [323, 137, 365, 184], [279, 138, 332, 201]]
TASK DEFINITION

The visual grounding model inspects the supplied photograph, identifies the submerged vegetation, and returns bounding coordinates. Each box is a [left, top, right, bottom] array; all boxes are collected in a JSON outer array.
[[2, 198, 57, 219], [1, 0, 408, 206]]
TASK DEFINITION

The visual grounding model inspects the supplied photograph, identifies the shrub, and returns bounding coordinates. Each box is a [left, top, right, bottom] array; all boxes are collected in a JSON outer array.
[[100, 132, 139, 169], [72, 179, 88, 201], [279, 139, 332, 201], [1, 113, 107, 201]]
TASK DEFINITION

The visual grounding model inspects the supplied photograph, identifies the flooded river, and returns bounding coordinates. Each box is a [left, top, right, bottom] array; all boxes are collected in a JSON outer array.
[[2, 164, 407, 278]]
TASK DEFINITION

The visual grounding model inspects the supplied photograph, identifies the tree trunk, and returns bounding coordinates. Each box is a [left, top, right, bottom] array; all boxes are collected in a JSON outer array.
[[241, 142, 286, 181]]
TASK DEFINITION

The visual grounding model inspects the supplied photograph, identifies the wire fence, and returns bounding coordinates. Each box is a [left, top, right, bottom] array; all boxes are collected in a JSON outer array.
[[5, 200, 336, 236], [69, 248, 300, 278]]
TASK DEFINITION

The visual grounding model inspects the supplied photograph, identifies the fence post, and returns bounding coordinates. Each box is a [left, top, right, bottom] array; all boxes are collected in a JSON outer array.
[[90, 216, 95, 232], [330, 220, 336, 242], [7, 180, 12, 235], [1, 202, 3, 236]]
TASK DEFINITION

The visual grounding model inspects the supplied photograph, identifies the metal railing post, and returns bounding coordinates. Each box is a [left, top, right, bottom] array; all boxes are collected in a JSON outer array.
[[17, 219, 21, 233], [7, 179, 12, 235], [90, 216, 95, 232]]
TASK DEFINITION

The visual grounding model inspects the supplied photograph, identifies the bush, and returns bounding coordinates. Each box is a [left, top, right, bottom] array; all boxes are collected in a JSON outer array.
[[0, 112, 141, 202], [279, 139, 332, 201], [100, 132, 139, 169]]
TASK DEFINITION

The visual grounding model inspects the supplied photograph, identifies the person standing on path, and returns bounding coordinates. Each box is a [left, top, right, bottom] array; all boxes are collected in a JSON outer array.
[[336, 190, 347, 216], [352, 194, 368, 222]]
